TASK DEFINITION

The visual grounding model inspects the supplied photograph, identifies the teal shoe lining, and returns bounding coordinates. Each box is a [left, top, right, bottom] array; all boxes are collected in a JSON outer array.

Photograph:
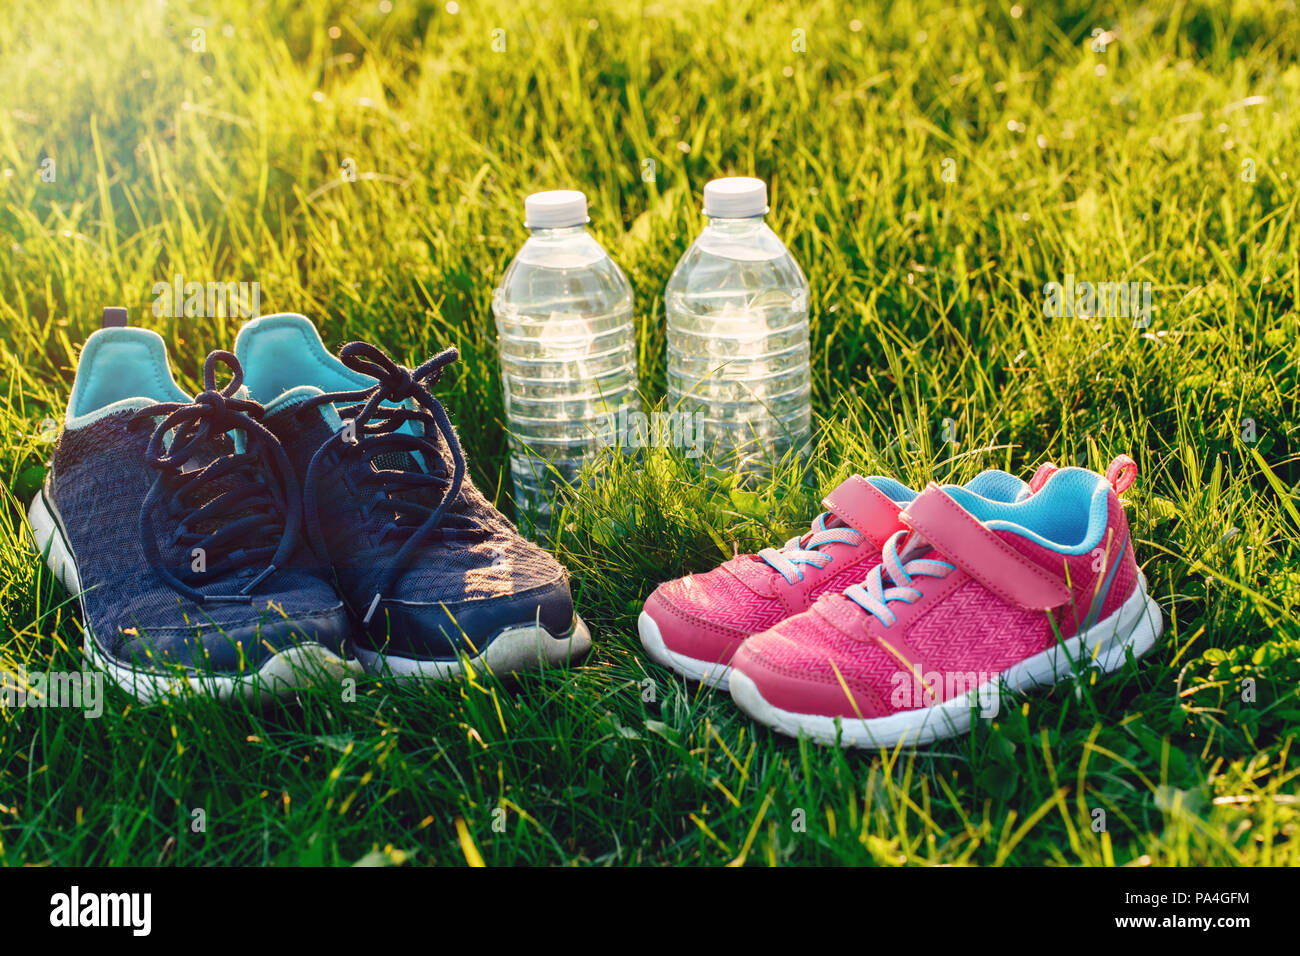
[[66, 328, 190, 426], [942, 467, 1111, 554], [234, 313, 372, 402], [866, 469, 1028, 505], [235, 312, 427, 466]]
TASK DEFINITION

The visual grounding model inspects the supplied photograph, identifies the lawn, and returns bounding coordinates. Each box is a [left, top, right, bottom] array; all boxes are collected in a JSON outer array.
[[1, 0, 1298, 866]]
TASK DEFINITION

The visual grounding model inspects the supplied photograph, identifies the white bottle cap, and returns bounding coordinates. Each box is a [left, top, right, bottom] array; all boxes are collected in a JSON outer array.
[[524, 190, 589, 228], [702, 177, 768, 218]]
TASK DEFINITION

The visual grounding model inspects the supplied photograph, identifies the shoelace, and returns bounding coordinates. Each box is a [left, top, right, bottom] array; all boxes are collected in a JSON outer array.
[[758, 512, 864, 584], [130, 350, 302, 603], [299, 342, 467, 624], [843, 529, 954, 628]]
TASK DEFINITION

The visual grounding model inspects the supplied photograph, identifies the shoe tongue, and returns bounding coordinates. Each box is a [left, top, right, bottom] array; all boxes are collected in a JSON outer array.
[[372, 448, 421, 472], [176, 431, 235, 472], [782, 511, 847, 556], [184, 436, 256, 537], [894, 530, 934, 563], [268, 383, 436, 476], [360, 397, 437, 478], [816, 513, 848, 533], [155, 410, 265, 537]]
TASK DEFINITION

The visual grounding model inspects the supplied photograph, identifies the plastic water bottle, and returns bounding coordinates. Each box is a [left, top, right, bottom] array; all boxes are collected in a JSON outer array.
[[665, 177, 811, 468], [493, 189, 639, 528]]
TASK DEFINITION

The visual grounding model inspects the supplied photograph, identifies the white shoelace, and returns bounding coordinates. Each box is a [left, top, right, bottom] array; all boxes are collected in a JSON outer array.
[[758, 512, 865, 584], [844, 530, 954, 627]]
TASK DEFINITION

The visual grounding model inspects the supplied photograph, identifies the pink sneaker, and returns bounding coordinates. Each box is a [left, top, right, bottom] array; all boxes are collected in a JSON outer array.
[[728, 456, 1164, 747], [638, 470, 1031, 690]]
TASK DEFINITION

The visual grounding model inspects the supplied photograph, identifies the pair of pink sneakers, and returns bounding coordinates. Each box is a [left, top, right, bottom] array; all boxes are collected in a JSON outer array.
[[639, 457, 1163, 747]]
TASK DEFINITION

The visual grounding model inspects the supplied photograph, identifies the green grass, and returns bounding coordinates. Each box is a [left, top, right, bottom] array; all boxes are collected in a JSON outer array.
[[2, 0, 1299, 866]]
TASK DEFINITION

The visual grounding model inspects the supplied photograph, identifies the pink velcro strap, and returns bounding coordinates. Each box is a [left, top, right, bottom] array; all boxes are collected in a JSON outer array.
[[899, 484, 1071, 611], [822, 476, 906, 549], [1105, 454, 1137, 494]]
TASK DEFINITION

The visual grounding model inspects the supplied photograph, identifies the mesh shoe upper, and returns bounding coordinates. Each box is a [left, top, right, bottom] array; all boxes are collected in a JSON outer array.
[[641, 470, 1032, 669], [237, 314, 575, 661], [732, 467, 1144, 720], [44, 330, 349, 672]]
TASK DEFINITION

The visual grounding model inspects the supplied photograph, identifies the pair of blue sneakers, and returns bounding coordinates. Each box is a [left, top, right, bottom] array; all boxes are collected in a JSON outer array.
[[28, 309, 591, 703]]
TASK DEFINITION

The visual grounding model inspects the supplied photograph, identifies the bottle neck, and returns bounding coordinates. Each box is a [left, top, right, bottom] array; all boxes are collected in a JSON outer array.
[[528, 224, 588, 238], [692, 213, 785, 262], [703, 214, 767, 231]]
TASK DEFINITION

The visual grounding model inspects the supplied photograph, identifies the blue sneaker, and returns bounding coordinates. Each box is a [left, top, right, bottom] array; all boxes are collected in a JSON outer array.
[[27, 310, 353, 703], [234, 313, 591, 679]]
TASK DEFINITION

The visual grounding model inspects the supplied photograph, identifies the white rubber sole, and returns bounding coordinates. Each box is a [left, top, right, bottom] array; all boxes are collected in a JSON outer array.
[[638, 610, 732, 691], [354, 616, 592, 680], [28, 488, 358, 705], [729, 579, 1165, 748]]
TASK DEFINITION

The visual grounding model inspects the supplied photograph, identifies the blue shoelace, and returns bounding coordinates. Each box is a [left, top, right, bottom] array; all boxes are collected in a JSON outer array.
[[298, 342, 467, 624], [130, 350, 303, 603]]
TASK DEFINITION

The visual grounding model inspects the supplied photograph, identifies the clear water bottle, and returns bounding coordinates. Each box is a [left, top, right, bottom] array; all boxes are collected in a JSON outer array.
[[493, 189, 639, 528], [666, 177, 811, 469]]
